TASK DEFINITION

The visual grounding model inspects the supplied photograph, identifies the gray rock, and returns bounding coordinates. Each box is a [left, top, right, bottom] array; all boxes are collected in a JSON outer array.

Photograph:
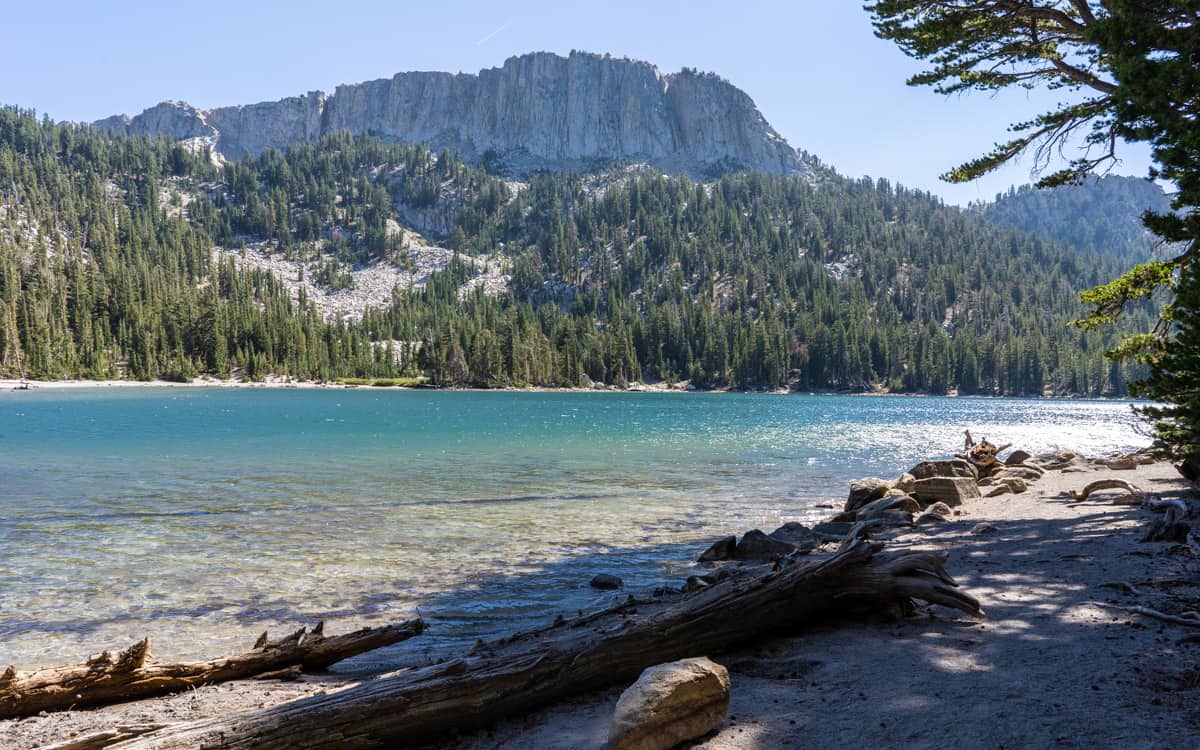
[[912, 477, 981, 507], [908, 459, 978, 481], [894, 472, 917, 494], [768, 522, 819, 552], [590, 574, 623, 590], [95, 52, 810, 178], [1005, 449, 1033, 465], [845, 477, 892, 512], [916, 511, 948, 525], [993, 466, 1044, 483], [923, 501, 954, 518], [970, 522, 998, 535], [811, 521, 854, 540], [856, 494, 921, 519], [682, 576, 711, 593], [698, 535, 737, 562], [734, 529, 797, 560], [610, 657, 731, 750]]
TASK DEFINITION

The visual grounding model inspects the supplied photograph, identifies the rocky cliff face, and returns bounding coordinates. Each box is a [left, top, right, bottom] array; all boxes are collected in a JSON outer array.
[[94, 51, 807, 177]]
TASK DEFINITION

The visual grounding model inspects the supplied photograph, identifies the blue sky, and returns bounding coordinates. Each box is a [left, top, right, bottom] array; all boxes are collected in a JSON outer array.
[[2, 1, 1152, 205]]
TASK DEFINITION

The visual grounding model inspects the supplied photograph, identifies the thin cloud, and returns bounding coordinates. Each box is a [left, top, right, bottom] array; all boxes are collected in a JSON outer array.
[[476, 23, 510, 46]]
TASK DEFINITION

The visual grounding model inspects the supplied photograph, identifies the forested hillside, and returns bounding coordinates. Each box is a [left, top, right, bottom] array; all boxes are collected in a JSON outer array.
[[977, 175, 1174, 261], [0, 108, 1153, 394]]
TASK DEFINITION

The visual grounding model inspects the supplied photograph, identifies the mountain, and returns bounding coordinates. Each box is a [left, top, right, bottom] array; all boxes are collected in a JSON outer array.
[[976, 174, 1174, 261], [0, 108, 1152, 395], [92, 51, 808, 178]]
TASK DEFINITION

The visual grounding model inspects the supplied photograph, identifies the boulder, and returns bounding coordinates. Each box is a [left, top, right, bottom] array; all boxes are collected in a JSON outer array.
[[984, 485, 1012, 498], [856, 494, 921, 518], [845, 477, 892, 512], [993, 466, 1044, 483], [916, 511, 948, 525], [908, 459, 978, 481], [682, 576, 711, 594], [864, 509, 915, 529], [923, 501, 954, 518], [894, 472, 917, 494], [590, 574, 623, 590], [912, 477, 981, 508], [698, 535, 737, 563], [610, 657, 731, 750], [1029, 451, 1090, 472], [1000, 477, 1028, 494], [811, 521, 853, 540], [1005, 449, 1033, 466], [768, 522, 819, 552], [734, 529, 795, 560]]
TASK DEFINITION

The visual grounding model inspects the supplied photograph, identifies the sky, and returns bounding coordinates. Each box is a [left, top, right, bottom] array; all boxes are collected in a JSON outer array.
[[1, 0, 1154, 205]]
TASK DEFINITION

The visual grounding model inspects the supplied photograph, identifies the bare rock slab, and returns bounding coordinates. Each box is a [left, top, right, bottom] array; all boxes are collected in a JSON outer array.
[[913, 477, 981, 508], [609, 657, 731, 750], [845, 477, 892, 512]]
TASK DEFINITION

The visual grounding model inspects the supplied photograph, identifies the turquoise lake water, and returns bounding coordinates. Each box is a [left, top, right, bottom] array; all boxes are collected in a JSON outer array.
[[0, 389, 1149, 670]]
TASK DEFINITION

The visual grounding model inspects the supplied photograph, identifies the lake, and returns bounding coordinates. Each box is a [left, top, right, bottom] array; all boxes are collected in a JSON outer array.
[[0, 389, 1149, 670]]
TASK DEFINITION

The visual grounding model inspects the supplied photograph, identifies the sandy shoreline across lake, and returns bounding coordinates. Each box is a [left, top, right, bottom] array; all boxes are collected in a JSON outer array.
[[3, 460, 1197, 749]]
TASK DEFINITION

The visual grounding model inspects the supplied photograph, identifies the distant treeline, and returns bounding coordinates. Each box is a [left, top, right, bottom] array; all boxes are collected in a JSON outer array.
[[0, 108, 1153, 393]]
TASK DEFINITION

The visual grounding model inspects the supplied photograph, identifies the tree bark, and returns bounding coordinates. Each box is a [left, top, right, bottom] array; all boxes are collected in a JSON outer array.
[[107, 540, 983, 749], [1, 619, 424, 720]]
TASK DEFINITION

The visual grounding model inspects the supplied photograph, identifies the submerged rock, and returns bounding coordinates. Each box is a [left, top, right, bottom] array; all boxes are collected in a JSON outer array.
[[590, 574, 623, 590], [610, 657, 731, 750]]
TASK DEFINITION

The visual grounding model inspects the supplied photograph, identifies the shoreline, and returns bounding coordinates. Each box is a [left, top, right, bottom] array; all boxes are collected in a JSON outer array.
[[4, 454, 1195, 748], [0, 378, 1150, 401]]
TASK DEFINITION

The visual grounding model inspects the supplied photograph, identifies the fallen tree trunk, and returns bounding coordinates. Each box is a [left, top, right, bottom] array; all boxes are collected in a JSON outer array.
[[2, 619, 424, 720], [106, 540, 983, 749]]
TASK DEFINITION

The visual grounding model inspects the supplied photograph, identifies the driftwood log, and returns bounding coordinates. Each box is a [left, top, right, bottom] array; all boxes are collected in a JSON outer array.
[[962, 432, 1011, 473], [1069, 478, 1143, 503], [1, 619, 424, 720], [103, 539, 982, 749]]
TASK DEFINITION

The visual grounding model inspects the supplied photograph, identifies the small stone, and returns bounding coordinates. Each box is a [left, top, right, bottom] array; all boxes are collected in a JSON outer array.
[[590, 574, 623, 590], [970, 522, 998, 535], [610, 657, 731, 750], [682, 576, 711, 593], [985, 485, 1012, 497]]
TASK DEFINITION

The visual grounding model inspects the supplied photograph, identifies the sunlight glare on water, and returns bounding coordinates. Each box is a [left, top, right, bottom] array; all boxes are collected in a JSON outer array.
[[0, 390, 1148, 669]]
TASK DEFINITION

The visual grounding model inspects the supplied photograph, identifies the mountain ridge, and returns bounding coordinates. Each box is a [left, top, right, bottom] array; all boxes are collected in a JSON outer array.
[[92, 51, 809, 178]]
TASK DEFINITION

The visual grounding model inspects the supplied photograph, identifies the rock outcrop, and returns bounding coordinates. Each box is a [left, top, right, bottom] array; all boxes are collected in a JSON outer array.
[[92, 51, 808, 177]]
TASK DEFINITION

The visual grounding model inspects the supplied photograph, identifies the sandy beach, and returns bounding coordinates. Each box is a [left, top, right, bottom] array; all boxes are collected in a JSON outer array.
[[3, 459, 1196, 749]]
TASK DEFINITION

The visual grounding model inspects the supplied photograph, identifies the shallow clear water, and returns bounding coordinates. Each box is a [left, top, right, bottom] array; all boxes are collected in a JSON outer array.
[[0, 389, 1149, 670]]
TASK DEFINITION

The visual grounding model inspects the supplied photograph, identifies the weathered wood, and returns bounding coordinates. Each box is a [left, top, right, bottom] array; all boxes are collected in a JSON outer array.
[[1068, 478, 1143, 503], [1, 619, 424, 720], [108, 540, 983, 749], [39, 725, 166, 750]]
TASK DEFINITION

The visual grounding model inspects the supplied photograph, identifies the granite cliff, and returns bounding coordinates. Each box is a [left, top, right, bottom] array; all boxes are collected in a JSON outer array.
[[93, 51, 807, 176]]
